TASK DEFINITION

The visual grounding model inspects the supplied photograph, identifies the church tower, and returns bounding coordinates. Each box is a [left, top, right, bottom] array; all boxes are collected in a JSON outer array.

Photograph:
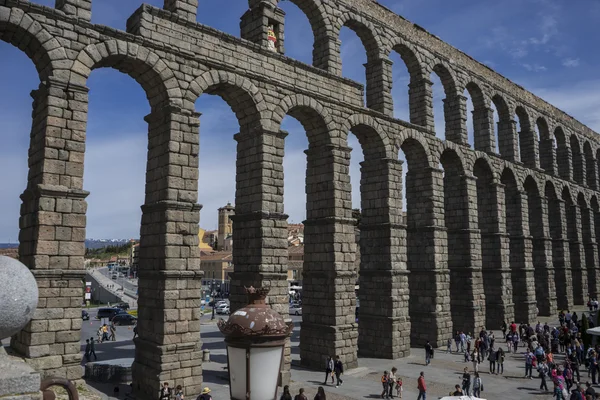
[[217, 202, 235, 250]]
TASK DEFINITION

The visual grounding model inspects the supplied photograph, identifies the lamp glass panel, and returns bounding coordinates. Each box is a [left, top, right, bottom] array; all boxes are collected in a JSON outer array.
[[249, 346, 284, 400], [228, 346, 247, 400]]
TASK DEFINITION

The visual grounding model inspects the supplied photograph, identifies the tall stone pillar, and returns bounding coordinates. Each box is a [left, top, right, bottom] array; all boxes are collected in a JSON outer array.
[[473, 106, 495, 153], [11, 78, 88, 381], [446, 174, 485, 333], [357, 158, 410, 359], [229, 128, 290, 384], [163, 0, 198, 22], [581, 205, 599, 299], [300, 144, 357, 369], [497, 119, 519, 161], [553, 199, 574, 310], [313, 35, 342, 75], [531, 195, 557, 316], [407, 167, 452, 347], [365, 58, 393, 116], [408, 78, 434, 131], [508, 191, 537, 323], [557, 143, 573, 181], [443, 95, 468, 145], [479, 182, 514, 329], [240, 1, 285, 53], [55, 0, 92, 21], [539, 138, 557, 175], [569, 204, 587, 305], [519, 129, 539, 169], [132, 105, 203, 399]]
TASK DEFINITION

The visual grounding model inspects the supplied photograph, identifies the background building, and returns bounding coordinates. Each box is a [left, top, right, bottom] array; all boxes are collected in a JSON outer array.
[[216, 202, 234, 251]]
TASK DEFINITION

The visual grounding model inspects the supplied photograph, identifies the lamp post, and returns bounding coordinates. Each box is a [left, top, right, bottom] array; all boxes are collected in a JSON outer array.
[[218, 286, 293, 400], [211, 280, 216, 320]]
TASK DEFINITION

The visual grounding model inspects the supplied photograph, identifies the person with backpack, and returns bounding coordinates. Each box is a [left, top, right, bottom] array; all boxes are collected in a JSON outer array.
[[381, 371, 390, 399], [472, 372, 483, 397], [539, 360, 550, 392], [525, 350, 535, 379]]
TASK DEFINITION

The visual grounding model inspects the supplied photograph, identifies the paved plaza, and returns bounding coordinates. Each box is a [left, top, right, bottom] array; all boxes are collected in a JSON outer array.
[[73, 306, 592, 400]]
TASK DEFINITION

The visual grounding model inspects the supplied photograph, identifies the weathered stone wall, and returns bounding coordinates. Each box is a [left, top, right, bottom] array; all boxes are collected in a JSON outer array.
[[2, 0, 600, 397]]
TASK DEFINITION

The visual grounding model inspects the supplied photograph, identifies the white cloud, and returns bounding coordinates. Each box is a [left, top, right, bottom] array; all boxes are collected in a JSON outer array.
[[562, 58, 580, 68], [522, 63, 547, 72], [532, 80, 600, 132]]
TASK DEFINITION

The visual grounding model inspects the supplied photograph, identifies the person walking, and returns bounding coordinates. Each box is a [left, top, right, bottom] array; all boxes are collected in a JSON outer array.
[[159, 382, 172, 400], [472, 349, 479, 373], [174, 385, 184, 400], [496, 347, 505, 375], [417, 372, 426, 400], [294, 388, 308, 400], [525, 350, 534, 379], [539, 360, 549, 392], [461, 367, 471, 396], [89, 337, 97, 361], [109, 321, 116, 341], [323, 356, 334, 385], [395, 376, 403, 399], [314, 386, 326, 400], [381, 371, 389, 399], [424, 341, 432, 366], [133, 323, 138, 339], [488, 345, 497, 374], [472, 372, 483, 398], [446, 337, 452, 354], [388, 367, 397, 399], [334, 355, 344, 387], [280, 385, 292, 400]]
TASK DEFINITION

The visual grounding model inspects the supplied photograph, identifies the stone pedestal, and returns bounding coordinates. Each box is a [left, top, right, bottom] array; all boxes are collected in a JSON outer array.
[[0, 353, 42, 400]]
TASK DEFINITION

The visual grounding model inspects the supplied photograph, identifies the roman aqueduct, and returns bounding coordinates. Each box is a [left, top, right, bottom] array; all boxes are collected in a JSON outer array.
[[2, 0, 600, 397]]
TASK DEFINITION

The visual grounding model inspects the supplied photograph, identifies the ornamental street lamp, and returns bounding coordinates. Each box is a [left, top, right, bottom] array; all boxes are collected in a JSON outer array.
[[218, 287, 293, 400]]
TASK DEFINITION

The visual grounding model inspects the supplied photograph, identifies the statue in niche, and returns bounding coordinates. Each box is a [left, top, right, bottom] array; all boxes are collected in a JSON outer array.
[[267, 25, 278, 52]]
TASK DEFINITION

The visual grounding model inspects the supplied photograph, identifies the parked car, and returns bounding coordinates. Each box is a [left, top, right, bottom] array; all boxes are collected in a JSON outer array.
[[290, 306, 302, 316], [111, 313, 137, 326], [96, 307, 126, 320], [111, 273, 118, 280], [114, 302, 130, 311], [82, 310, 90, 321], [216, 304, 230, 315]]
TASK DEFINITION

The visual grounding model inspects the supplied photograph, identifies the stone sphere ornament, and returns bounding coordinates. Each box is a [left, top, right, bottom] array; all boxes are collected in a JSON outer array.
[[0, 256, 39, 340]]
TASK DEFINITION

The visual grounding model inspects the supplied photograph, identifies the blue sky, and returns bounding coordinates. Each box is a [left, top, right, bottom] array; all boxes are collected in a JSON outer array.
[[0, 0, 599, 241]]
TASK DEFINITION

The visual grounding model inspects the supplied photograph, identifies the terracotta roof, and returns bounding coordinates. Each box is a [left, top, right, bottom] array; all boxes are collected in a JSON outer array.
[[287, 261, 303, 269]]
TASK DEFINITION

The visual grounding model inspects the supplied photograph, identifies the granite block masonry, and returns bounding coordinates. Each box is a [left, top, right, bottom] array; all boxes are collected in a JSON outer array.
[[2, 0, 600, 398]]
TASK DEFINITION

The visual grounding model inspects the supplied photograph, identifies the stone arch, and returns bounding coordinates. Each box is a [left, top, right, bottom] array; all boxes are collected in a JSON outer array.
[[71, 40, 178, 110], [465, 81, 493, 152], [583, 141, 596, 189], [277, 0, 333, 71], [385, 39, 429, 127], [341, 113, 390, 159], [0, 6, 65, 81], [334, 13, 382, 62], [516, 106, 537, 168], [555, 126, 571, 180], [271, 93, 335, 144], [395, 132, 434, 169], [537, 117, 555, 174], [492, 94, 517, 160], [185, 70, 267, 131], [431, 63, 462, 143], [570, 134, 584, 185]]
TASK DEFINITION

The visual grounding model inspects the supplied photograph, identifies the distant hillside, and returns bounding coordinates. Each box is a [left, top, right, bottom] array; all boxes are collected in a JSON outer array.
[[0, 243, 17, 249]]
